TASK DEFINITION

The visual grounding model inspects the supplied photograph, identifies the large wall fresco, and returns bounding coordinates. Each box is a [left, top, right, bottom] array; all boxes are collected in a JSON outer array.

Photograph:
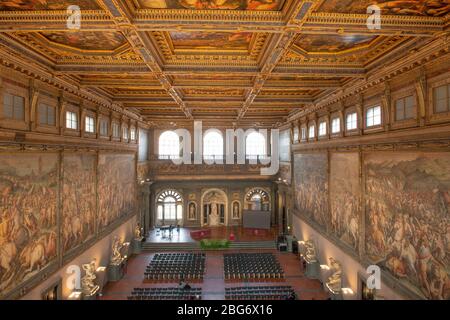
[[98, 153, 137, 231], [330, 153, 360, 252], [62, 154, 96, 255], [0, 151, 138, 299], [294, 153, 330, 230], [0, 153, 58, 297], [365, 152, 450, 300]]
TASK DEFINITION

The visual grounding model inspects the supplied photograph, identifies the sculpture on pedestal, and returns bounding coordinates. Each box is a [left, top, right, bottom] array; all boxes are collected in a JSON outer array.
[[210, 201, 220, 226], [111, 236, 124, 265], [305, 240, 317, 263], [81, 260, 99, 296], [326, 258, 342, 294], [134, 223, 143, 240]]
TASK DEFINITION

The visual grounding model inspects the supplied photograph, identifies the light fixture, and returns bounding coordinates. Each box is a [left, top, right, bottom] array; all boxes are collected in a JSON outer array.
[[96, 266, 106, 272], [68, 291, 82, 300], [342, 288, 354, 295]]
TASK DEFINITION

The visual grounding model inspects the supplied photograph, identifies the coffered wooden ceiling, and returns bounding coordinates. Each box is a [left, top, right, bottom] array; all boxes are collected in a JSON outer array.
[[0, 0, 448, 128]]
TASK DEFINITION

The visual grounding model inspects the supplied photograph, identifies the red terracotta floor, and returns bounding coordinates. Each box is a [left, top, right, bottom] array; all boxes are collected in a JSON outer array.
[[100, 249, 330, 300]]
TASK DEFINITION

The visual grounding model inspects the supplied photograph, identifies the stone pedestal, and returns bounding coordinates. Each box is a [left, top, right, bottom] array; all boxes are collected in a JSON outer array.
[[108, 259, 126, 282], [131, 238, 144, 255], [305, 259, 320, 279], [325, 284, 343, 300], [95, 267, 107, 294], [82, 286, 100, 300], [285, 235, 294, 252]]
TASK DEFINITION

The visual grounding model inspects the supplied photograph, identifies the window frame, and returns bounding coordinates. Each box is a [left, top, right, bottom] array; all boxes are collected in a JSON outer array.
[[65, 110, 78, 130], [346, 112, 358, 131], [203, 129, 224, 160], [85, 115, 95, 133], [433, 83, 450, 114], [308, 123, 315, 139], [122, 124, 128, 141], [3, 92, 25, 121], [245, 131, 267, 159], [318, 120, 327, 137], [158, 130, 180, 159], [112, 121, 120, 139], [38, 102, 56, 127], [394, 95, 417, 122], [99, 117, 109, 137], [156, 190, 183, 222], [365, 105, 382, 128], [331, 116, 341, 134], [130, 126, 136, 141]]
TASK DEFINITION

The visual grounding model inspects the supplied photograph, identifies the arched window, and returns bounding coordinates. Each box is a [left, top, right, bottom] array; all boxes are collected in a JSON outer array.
[[203, 130, 223, 160], [156, 190, 183, 223], [159, 131, 179, 159], [245, 188, 270, 211], [246, 131, 266, 160]]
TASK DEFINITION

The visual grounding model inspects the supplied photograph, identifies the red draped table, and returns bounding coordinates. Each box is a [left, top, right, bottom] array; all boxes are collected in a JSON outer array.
[[190, 229, 211, 240]]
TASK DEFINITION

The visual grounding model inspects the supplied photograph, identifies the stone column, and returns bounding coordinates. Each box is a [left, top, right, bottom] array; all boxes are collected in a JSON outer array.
[[140, 182, 152, 235]]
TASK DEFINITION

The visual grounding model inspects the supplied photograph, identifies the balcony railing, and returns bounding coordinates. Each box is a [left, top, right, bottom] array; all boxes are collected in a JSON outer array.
[[155, 154, 270, 162]]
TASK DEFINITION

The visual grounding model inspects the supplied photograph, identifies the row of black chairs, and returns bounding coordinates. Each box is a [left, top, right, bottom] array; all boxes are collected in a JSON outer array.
[[144, 253, 206, 282], [224, 253, 284, 282], [225, 286, 296, 300], [152, 253, 206, 261], [128, 287, 202, 300]]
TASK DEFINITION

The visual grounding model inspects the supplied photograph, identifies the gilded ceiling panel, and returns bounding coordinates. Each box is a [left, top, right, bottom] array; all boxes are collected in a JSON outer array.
[[137, 0, 285, 10], [295, 34, 377, 53], [0, 0, 100, 10], [169, 31, 252, 51], [318, 0, 450, 17], [40, 31, 127, 51]]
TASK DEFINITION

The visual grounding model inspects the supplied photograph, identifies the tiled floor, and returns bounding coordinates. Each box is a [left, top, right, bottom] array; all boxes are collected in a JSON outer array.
[[100, 249, 330, 300]]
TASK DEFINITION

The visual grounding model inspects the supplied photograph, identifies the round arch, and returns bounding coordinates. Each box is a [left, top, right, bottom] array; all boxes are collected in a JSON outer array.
[[203, 129, 224, 159], [245, 188, 271, 211], [155, 189, 184, 226], [200, 188, 229, 227]]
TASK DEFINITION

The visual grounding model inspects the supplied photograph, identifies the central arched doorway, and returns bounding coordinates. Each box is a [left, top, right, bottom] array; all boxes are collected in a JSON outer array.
[[201, 189, 228, 227]]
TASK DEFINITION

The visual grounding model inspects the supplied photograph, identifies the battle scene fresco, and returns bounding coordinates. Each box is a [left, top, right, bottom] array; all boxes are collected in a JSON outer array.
[[169, 31, 252, 50], [295, 34, 377, 53], [294, 153, 330, 230], [138, 0, 285, 10], [330, 153, 360, 252], [0, 0, 99, 10], [365, 152, 450, 300], [62, 154, 96, 255], [98, 153, 137, 231], [40, 31, 127, 51], [318, 0, 450, 17], [0, 153, 58, 298]]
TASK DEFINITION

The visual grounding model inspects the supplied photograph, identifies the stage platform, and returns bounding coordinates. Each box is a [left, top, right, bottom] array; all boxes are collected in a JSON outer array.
[[146, 226, 278, 244]]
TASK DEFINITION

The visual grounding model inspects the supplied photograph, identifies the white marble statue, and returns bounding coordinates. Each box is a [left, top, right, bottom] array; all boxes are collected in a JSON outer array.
[[209, 202, 220, 226], [233, 202, 239, 219], [81, 260, 98, 295]]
